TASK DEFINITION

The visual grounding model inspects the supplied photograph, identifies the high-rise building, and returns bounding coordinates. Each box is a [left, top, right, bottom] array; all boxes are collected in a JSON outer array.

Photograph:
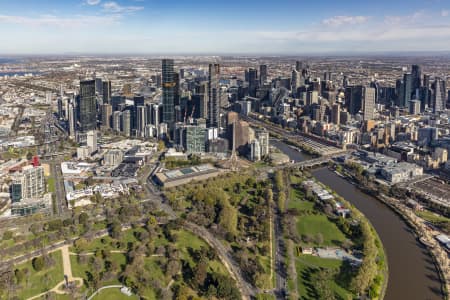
[[151, 104, 160, 127], [102, 80, 112, 104], [247, 68, 258, 97], [255, 128, 269, 157], [183, 125, 206, 153], [331, 103, 341, 125], [12, 166, 45, 201], [402, 73, 413, 108], [101, 103, 112, 129], [113, 111, 122, 132], [136, 105, 147, 136], [432, 77, 446, 113], [57, 98, 63, 119], [291, 69, 301, 92], [78, 80, 97, 132], [345, 86, 363, 115], [95, 78, 103, 95], [68, 103, 75, 138], [250, 139, 261, 161], [194, 82, 208, 119], [122, 110, 131, 137], [208, 64, 220, 128], [111, 95, 125, 112], [295, 61, 303, 72], [363, 87, 376, 121], [87, 130, 97, 153], [409, 100, 421, 115], [162, 59, 176, 130], [259, 64, 268, 85], [411, 65, 421, 94]]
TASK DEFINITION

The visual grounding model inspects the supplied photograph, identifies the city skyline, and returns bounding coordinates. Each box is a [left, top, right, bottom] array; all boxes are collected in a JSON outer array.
[[2, 0, 450, 54]]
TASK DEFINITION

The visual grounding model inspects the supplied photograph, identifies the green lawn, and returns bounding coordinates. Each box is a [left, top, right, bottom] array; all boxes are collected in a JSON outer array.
[[297, 214, 346, 247], [91, 287, 139, 300], [416, 210, 450, 224], [15, 251, 65, 299], [47, 177, 56, 193], [288, 191, 314, 211], [296, 254, 352, 300]]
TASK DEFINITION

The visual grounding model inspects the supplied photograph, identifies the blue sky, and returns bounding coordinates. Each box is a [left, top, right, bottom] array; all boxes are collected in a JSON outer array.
[[1, 0, 450, 54]]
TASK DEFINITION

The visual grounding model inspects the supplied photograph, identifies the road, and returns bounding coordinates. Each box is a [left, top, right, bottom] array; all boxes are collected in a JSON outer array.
[[44, 159, 66, 215], [273, 208, 287, 299], [140, 169, 257, 299]]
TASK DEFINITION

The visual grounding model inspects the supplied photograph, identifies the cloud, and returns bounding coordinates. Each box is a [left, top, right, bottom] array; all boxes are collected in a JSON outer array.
[[102, 1, 144, 13], [86, 0, 101, 5], [0, 14, 119, 28], [384, 11, 425, 25], [442, 10, 450, 17], [322, 15, 369, 26]]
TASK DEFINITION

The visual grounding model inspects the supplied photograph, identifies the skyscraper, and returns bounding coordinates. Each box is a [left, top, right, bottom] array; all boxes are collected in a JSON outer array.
[[432, 77, 446, 113], [102, 80, 112, 104], [295, 61, 303, 72], [162, 59, 176, 130], [136, 105, 147, 136], [78, 80, 97, 132], [363, 87, 376, 121], [208, 63, 220, 128], [411, 65, 421, 95], [345, 86, 363, 115], [101, 103, 112, 129], [331, 103, 341, 125], [402, 73, 412, 108], [68, 103, 75, 139], [259, 64, 268, 85], [247, 68, 258, 97], [122, 110, 131, 137]]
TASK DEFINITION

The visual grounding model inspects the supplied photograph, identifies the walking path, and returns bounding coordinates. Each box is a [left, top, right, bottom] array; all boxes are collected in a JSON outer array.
[[26, 245, 83, 300], [87, 285, 124, 300]]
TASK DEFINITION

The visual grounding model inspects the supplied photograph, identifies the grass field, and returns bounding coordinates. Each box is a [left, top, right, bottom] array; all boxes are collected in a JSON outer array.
[[297, 214, 346, 247], [47, 177, 56, 193], [296, 254, 352, 300], [416, 210, 450, 224], [15, 251, 64, 299]]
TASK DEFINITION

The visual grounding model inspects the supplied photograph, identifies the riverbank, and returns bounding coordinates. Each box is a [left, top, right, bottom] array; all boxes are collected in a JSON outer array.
[[313, 167, 444, 300], [332, 166, 449, 299], [271, 139, 444, 299]]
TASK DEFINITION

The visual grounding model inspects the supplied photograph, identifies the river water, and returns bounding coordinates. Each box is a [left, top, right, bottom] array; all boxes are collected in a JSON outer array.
[[271, 139, 443, 300]]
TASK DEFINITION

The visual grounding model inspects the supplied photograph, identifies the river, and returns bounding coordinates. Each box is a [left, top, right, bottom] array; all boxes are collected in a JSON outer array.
[[271, 139, 443, 300]]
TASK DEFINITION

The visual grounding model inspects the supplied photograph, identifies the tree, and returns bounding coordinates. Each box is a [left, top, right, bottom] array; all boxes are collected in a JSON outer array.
[[2, 231, 13, 240], [265, 188, 274, 206], [219, 204, 238, 235], [14, 268, 26, 283], [315, 233, 324, 245], [166, 259, 181, 278], [32, 257, 45, 271], [78, 212, 89, 226], [278, 192, 286, 213], [74, 237, 88, 252], [274, 170, 284, 192], [193, 259, 208, 288]]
